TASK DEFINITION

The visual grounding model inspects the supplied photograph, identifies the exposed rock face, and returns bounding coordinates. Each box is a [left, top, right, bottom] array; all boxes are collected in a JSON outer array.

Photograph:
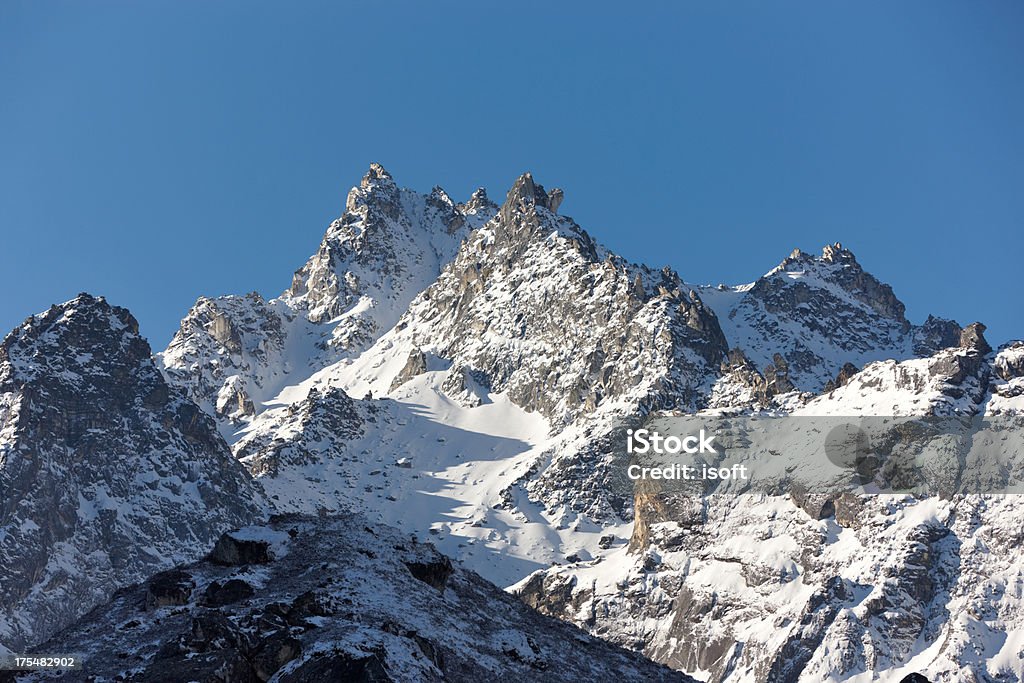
[[439, 364, 490, 407], [158, 292, 288, 427], [358, 172, 729, 429], [404, 555, 454, 591], [208, 528, 279, 566], [959, 321, 992, 355], [912, 315, 963, 356], [25, 515, 692, 683], [823, 362, 859, 392], [389, 349, 428, 391], [145, 570, 195, 610], [709, 348, 775, 408], [0, 294, 266, 652]]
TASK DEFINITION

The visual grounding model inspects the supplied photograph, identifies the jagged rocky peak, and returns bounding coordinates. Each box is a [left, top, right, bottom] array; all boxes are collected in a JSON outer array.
[[698, 242, 967, 396], [0, 294, 266, 652], [912, 314, 963, 356], [821, 240, 854, 263], [345, 161, 398, 212], [160, 165, 501, 431], [1, 293, 142, 383], [287, 162, 481, 323], [763, 241, 907, 325], [495, 172, 570, 240], [362, 160, 393, 188], [377, 170, 729, 429], [959, 321, 992, 354], [159, 291, 288, 425], [459, 186, 498, 216]]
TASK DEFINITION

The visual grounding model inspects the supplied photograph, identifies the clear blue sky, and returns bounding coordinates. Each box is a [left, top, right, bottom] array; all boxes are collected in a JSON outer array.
[[2, 1, 1022, 348]]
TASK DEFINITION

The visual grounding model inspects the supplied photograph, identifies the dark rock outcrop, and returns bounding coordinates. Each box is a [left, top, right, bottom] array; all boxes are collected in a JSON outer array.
[[208, 532, 275, 566], [404, 556, 454, 591], [145, 570, 195, 610]]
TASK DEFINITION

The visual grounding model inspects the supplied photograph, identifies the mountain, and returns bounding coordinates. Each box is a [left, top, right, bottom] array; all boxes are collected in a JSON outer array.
[[216, 168, 975, 580], [23, 514, 692, 683], [0, 294, 266, 654], [216, 168, 734, 584], [5, 165, 1018, 681], [158, 164, 496, 431], [151, 166, 1021, 682], [515, 327, 1024, 682], [694, 243, 962, 397]]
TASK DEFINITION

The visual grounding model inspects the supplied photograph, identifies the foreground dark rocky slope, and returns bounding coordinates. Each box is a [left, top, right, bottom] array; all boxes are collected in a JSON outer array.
[[0, 295, 266, 653], [23, 515, 692, 683]]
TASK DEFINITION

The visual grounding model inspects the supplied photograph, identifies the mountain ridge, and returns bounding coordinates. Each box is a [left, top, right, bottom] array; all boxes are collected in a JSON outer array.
[[3, 166, 1020, 681]]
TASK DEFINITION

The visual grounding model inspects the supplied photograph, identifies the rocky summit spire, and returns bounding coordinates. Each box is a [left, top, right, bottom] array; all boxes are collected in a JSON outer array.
[[345, 162, 398, 214], [360, 162, 394, 189], [460, 187, 497, 216], [960, 322, 992, 354], [821, 241, 857, 263], [499, 172, 565, 225]]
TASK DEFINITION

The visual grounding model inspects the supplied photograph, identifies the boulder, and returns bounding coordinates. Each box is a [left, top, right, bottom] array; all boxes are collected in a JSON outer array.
[[202, 578, 255, 607], [145, 569, 195, 610], [404, 556, 454, 591], [208, 531, 275, 566]]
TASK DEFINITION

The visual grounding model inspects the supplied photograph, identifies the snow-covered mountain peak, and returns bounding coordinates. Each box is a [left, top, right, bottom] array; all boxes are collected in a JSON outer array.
[[159, 167, 500, 430], [1, 294, 266, 652], [283, 162, 490, 327], [328, 170, 728, 425], [1, 293, 143, 387], [761, 241, 906, 325], [345, 161, 398, 208], [694, 243, 961, 395]]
